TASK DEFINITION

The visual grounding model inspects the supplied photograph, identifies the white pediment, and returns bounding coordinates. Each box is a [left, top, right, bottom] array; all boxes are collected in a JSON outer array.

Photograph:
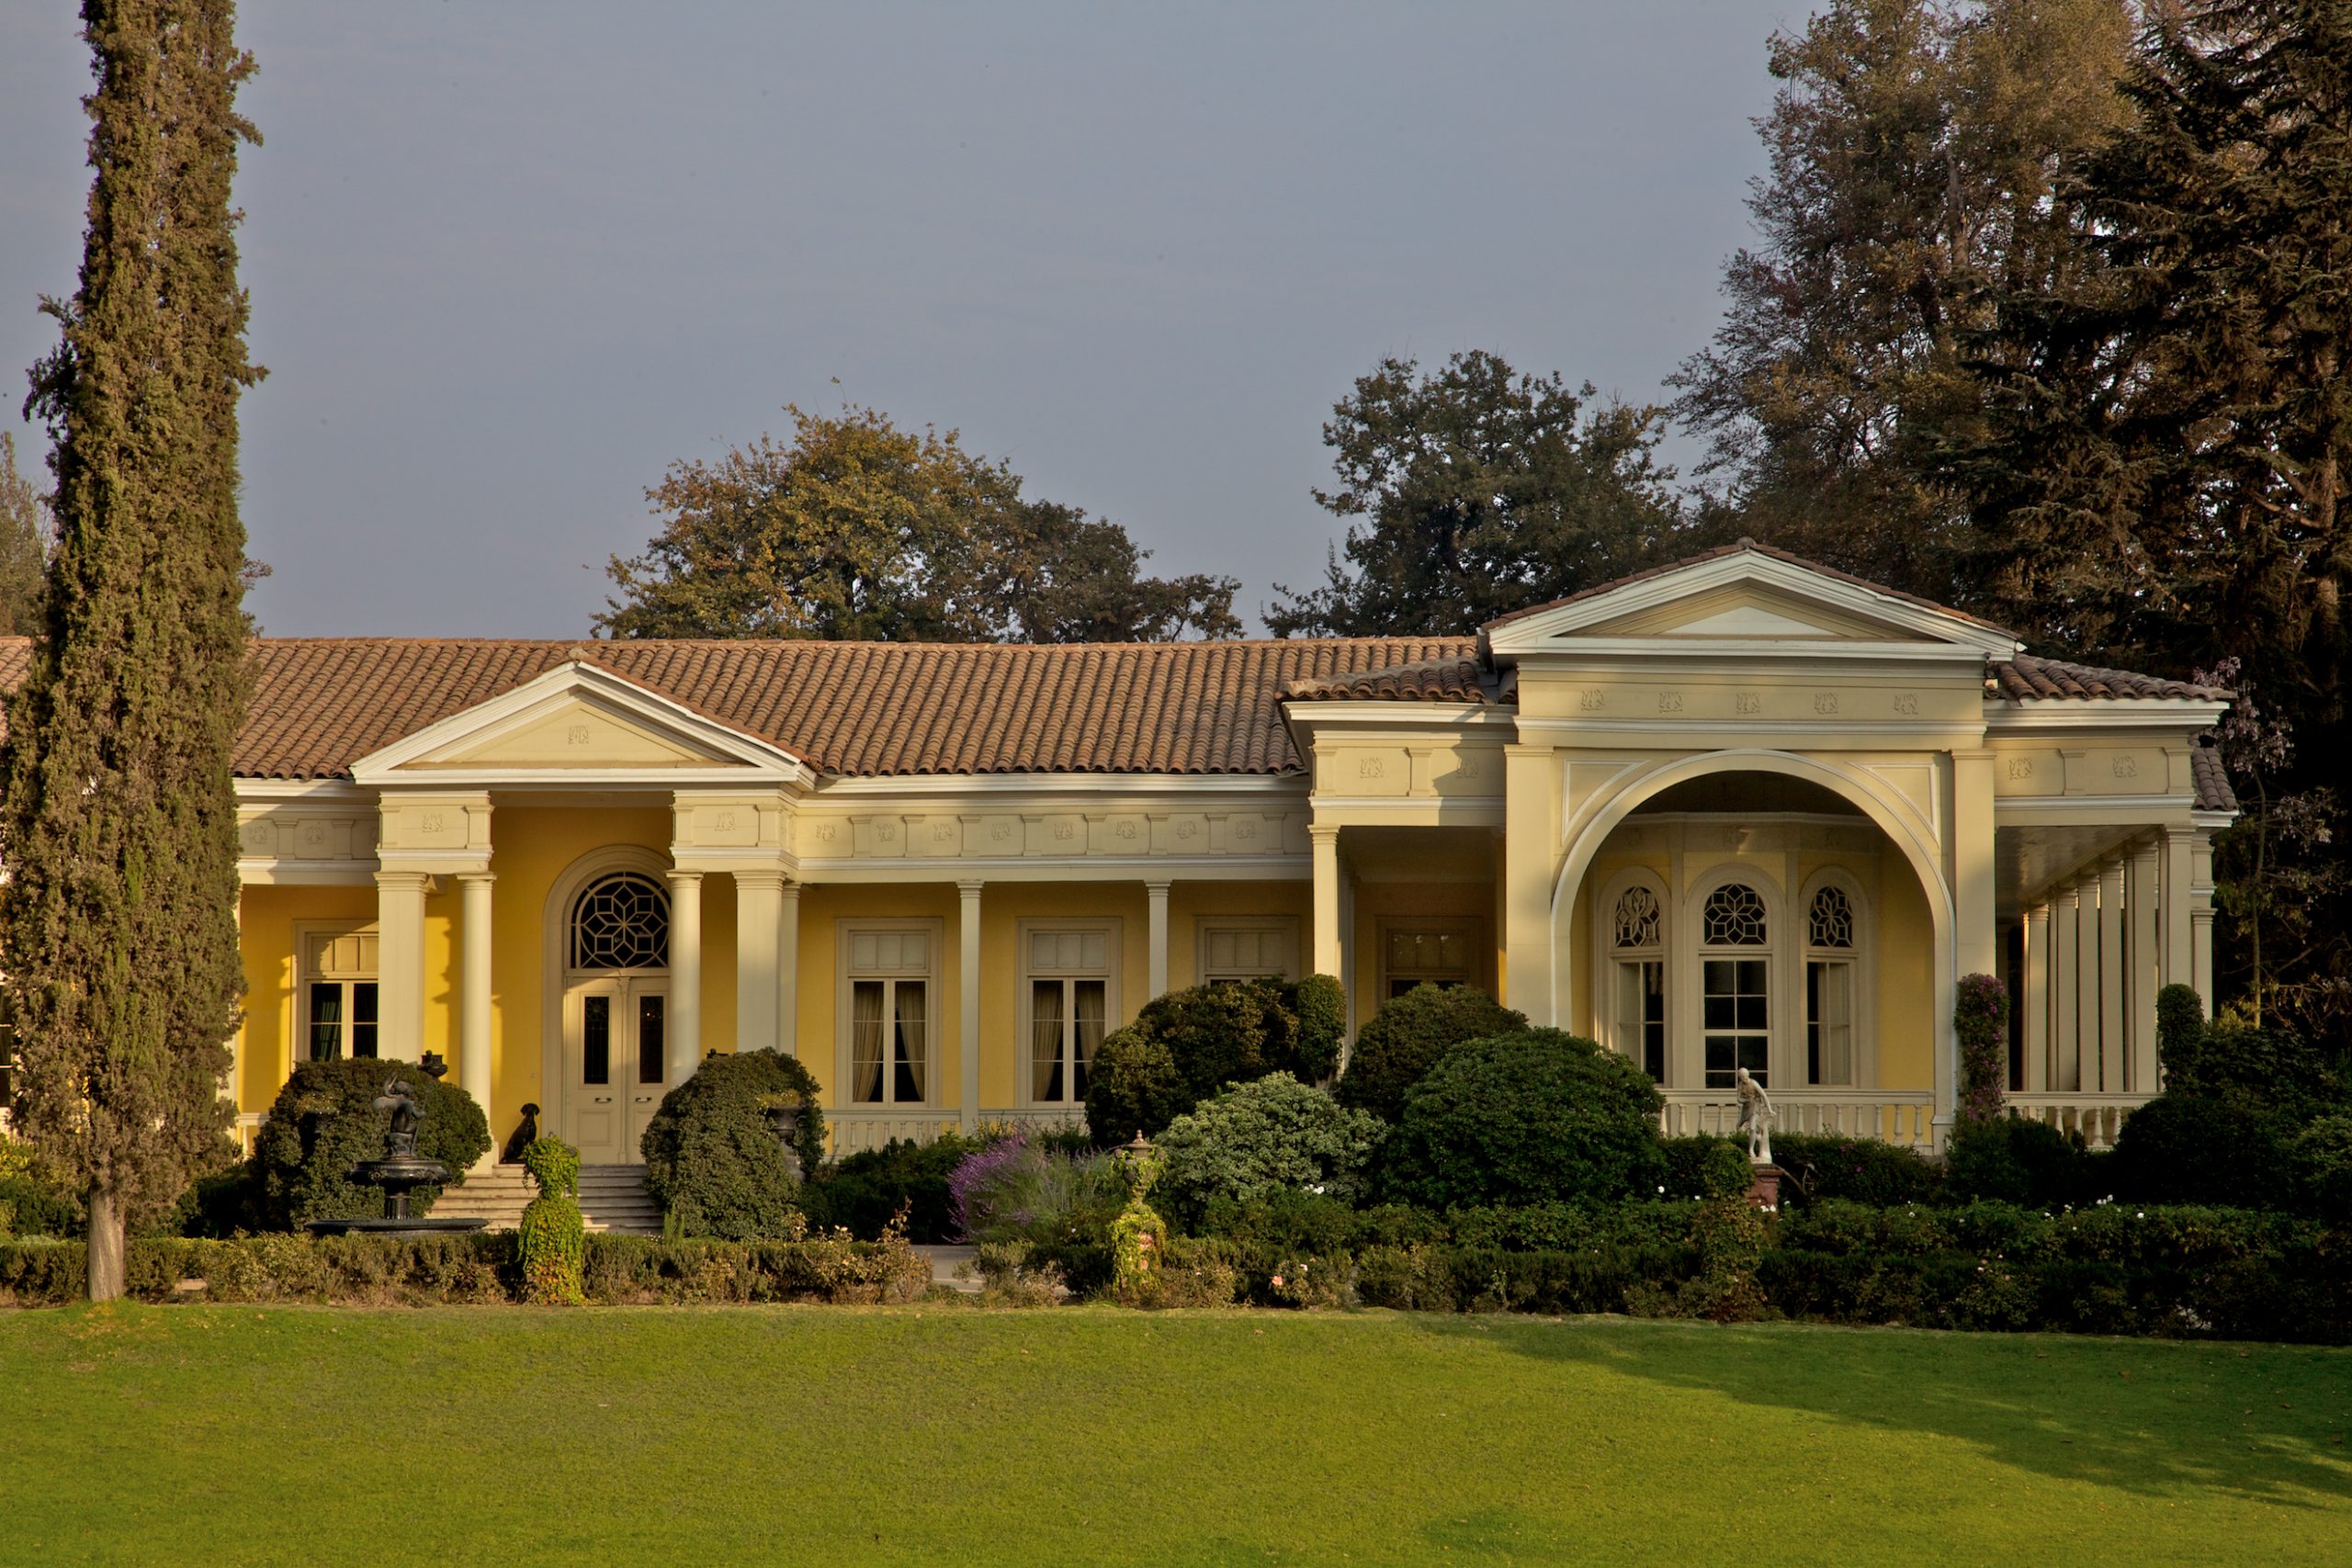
[[1483, 546, 2020, 662], [349, 662, 808, 786]]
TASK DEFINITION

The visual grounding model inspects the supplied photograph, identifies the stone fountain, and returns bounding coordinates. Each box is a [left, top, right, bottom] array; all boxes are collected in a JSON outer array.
[[305, 1065, 489, 1238]]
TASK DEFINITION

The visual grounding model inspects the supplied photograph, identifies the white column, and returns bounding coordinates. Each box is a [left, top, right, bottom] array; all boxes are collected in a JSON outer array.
[[2126, 840, 2159, 1095], [958, 880, 983, 1134], [458, 872, 495, 1137], [2023, 902, 2051, 1093], [375, 871, 430, 1063], [776, 881, 801, 1057], [734, 871, 784, 1053], [2190, 830, 2216, 1014], [1146, 880, 1170, 1000], [666, 871, 703, 1086], [2074, 870, 2101, 1092], [1310, 826, 1342, 979], [2098, 856, 2125, 1093], [2160, 828, 2195, 996], [2052, 881, 2081, 1092]]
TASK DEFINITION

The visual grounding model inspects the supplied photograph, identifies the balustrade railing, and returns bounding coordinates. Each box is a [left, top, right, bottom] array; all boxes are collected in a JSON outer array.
[[1659, 1089, 1939, 1149], [1999, 1094, 2138, 1150], [825, 1105, 1089, 1155]]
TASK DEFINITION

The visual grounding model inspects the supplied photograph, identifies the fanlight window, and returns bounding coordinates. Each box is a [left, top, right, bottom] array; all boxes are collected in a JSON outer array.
[[1809, 886, 1855, 949], [1612, 886, 1661, 950], [571, 874, 670, 971], [1702, 884, 1769, 946]]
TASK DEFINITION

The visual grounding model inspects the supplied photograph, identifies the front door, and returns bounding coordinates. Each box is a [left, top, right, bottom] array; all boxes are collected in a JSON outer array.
[[563, 977, 669, 1164]]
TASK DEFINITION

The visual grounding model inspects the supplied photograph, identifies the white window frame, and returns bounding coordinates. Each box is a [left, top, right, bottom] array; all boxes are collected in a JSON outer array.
[[1592, 870, 1670, 1085], [1377, 917, 1486, 1000], [1195, 916, 1299, 985], [1800, 868, 1875, 1090], [295, 921, 380, 1065], [1681, 866, 1780, 1091], [836, 919, 943, 1108], [1018, 919, 1121, 1109]]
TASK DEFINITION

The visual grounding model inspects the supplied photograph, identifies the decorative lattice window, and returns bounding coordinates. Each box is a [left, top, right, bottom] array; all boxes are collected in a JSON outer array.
[[571, 874, 670, 970], [1612, 886, 1661, 950], [1702, 883, 1769, 946], [1809, 886, 1855, 949]]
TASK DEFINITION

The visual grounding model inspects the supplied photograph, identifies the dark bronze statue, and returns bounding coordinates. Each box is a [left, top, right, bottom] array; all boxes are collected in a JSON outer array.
[[373, 1077, 423, 1159], [501, 1102, 542, 1165]]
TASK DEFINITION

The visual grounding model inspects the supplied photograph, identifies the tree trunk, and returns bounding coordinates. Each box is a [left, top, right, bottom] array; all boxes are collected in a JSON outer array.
[[86, 1188, 125, 1303]]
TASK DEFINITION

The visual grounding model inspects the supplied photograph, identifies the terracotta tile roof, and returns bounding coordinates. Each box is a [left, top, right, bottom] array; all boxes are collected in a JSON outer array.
[[2191, 743, 2238, 814], [1481, 538, 2018, 636], [0, 635, 1472, 781], [1281, 649, 1490, 704], [1988, 654, 2233, 703]]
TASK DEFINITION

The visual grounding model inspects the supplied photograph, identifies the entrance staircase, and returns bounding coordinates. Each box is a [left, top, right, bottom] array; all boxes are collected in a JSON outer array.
[[429, 1163, 664, 1235]]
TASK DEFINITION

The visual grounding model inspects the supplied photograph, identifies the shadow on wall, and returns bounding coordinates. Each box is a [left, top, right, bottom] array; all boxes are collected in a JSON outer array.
[[1457, 1315, 2352, 1507]]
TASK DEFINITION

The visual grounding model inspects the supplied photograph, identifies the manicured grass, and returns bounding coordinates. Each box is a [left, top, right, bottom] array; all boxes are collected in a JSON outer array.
[[4, 1304, 2347, 1566]]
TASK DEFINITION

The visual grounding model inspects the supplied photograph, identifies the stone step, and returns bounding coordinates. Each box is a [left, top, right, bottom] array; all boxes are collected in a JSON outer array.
[[427, 1164, 664, 1236]]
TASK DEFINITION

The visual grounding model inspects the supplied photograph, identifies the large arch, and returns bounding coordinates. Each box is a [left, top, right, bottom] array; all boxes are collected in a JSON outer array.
[[539, 842, 675, 1149], [1549, 749, 1957, 1129]]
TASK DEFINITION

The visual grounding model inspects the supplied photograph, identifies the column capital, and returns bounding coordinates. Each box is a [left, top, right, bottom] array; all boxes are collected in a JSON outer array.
[[1307, 823, 1341, 845], [374, 868, 434, 891], [733, 868, 787, 892], [1144, 878, 1172, 896], [956, 878, 986, 897], [666, 868, 706, 887], [456, 869, 497, 886]]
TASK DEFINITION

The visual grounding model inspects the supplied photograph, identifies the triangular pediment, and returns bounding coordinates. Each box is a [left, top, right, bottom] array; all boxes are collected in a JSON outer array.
[[349, 662, 805, 785], [1483, 546, 2019, 661]]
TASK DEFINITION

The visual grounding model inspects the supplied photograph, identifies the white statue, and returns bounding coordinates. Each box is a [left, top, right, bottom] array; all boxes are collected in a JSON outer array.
[[1735, 1066, 1773, 1165]]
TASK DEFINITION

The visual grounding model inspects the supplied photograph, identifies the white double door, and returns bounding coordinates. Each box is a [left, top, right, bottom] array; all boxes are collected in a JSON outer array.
[[562, 975, 670, 1165]]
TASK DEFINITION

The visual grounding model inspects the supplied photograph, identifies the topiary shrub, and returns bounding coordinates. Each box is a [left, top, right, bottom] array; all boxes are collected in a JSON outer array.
[[1769, 1134, 1939, 1209], [1379, 1030, 1666, 1210], [1152, 1075, 1387, 1229], [251, 1058, 490, 1230], [639, 1049, 824, 1239], [517, 1136, 585, 1305], [2110, 1091, 2291, 1210], [1954, 973, 2007, 1126], [1110, 1143, 1171, 1304], [1336, 984, 1526, 1124], [1083, 977, 1344, 1141], [1944, 1115, 2098, 1207], [2156, 983, 2204, 1074], [1661, 1134, 1755, 1201]]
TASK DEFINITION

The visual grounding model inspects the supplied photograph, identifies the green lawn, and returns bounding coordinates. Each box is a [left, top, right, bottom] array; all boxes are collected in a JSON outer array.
[[3, 1304, 2346, 1567]]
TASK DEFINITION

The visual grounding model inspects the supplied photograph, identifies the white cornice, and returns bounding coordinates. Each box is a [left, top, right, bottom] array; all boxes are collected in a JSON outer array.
[[1984, 699, 2232, 732], [809, 773, 1306, 798]]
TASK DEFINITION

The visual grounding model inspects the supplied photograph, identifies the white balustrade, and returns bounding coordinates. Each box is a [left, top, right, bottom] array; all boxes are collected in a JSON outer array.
[[1998, 1094, 2139, 1150], [1658, 1089, 1939, 1149], [826, 1105, 1088, 1155]]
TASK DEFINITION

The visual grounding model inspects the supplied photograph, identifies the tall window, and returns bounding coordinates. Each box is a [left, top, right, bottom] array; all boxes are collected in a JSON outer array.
[[571, 874, 669, 970], [846, 928, 930, 1105], [1610, 885, 1667, 1083], [1383, 920, 1481, 998], [1700, 883, 1770, 1088], [1026, 927, 1114, 1104], [1805, 884, 1858, 1087], [302, 929, 379, 1062]]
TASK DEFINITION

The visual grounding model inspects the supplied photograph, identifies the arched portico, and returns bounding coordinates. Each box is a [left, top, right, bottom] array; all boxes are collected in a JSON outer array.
[[1551, 750, 1959, 1145]]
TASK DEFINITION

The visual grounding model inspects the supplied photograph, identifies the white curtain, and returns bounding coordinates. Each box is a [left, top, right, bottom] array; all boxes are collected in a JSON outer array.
[[895, 981, 927, 1101], [1032, 981, 1065, 1100], [1814, 962, 1853, 1087], [1073, 980, 1106, 1101], [851, 980, 886, 1102]]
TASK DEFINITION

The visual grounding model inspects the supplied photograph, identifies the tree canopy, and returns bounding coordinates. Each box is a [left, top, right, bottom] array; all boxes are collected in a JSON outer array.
[[0, 433, 50, 637], [1266, 351, 1683, 637], [597, 404, 1239, 643]]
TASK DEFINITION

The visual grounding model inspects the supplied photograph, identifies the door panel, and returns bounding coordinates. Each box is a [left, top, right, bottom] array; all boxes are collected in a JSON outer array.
[[625, 987, 668, 1154], [564, 977, 668, 1165]]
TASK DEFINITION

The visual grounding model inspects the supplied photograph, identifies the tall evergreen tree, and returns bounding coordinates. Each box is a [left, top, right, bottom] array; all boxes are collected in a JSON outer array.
[[3, 0, 259, 1299], [0, 433, 51, 636], [1268, 351, 1680, 637]]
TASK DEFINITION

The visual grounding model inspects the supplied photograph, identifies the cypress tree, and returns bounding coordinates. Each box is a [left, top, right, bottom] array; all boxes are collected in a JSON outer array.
[[3, 0, 259, 1300]]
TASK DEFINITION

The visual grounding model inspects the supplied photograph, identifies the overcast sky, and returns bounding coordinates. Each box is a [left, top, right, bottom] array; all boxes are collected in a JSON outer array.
[[0, 2, 1800, 638]]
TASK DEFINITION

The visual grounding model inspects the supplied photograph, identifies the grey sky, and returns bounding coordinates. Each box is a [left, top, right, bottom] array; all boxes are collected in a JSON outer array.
[[0, 2, 1798, 638]]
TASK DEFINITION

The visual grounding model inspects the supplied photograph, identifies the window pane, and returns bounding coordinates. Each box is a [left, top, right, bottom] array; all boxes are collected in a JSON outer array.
[[1032, 979, 1065, 1101], [350, 982, 379, 1060], [895, 981, 927, 1102], [571, 873, 671, 971], [1809, 961, 1853, 1086], [1702, 955, 1768, 1089], [638, 994, 665, 1085], [1640, 960, 1666, 1084], [1074, 980, 1105, 1102], [307, 983, 344, 1063], [851, 981, 885, 1103], [582, 995, 611, 1087]]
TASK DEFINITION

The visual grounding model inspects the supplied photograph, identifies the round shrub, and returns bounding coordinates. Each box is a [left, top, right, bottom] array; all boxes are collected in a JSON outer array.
[[1084, 976, 1342, 1141], [639, 1048, 825, 1239], [1338, 984, 1526, 1123], [1153, 1075, 1387, 1229], [2109, 1090, 2290, 1210], [252, 1058, 490, 1230], [1379, 1030, 1666, 1210], [1660, 1134, 1755, 1201], [1944, 1115, 2097, 1207]]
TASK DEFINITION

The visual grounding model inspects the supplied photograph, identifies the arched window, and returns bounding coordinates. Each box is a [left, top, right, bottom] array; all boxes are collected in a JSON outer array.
[[1700, 883, 1770, 1088], [571, 873, 670, 971], [1609, 882, 1667, 1083], [1804, 880, 1861, 1087]]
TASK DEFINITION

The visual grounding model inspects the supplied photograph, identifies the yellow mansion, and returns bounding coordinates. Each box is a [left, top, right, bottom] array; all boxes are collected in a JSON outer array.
[[12, 543, 2235, 1165]]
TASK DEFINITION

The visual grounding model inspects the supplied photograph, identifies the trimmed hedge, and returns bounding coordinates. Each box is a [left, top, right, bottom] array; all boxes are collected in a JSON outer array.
[[1770, 1133, 1940, 1208], [0, 1228, 930, 1306], [639, 1049, 825, 1239], [1084, 976, 1347, 1141], [251, 1058, 491, 1230], [1336, 984, 1525, 1124]]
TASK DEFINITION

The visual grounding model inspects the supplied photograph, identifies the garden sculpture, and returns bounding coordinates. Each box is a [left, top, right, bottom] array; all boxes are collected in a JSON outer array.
[[501, 1102, 542, 1165], [1735, 1066, 1773, 1165], [373, 1077, 424, 1159]]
